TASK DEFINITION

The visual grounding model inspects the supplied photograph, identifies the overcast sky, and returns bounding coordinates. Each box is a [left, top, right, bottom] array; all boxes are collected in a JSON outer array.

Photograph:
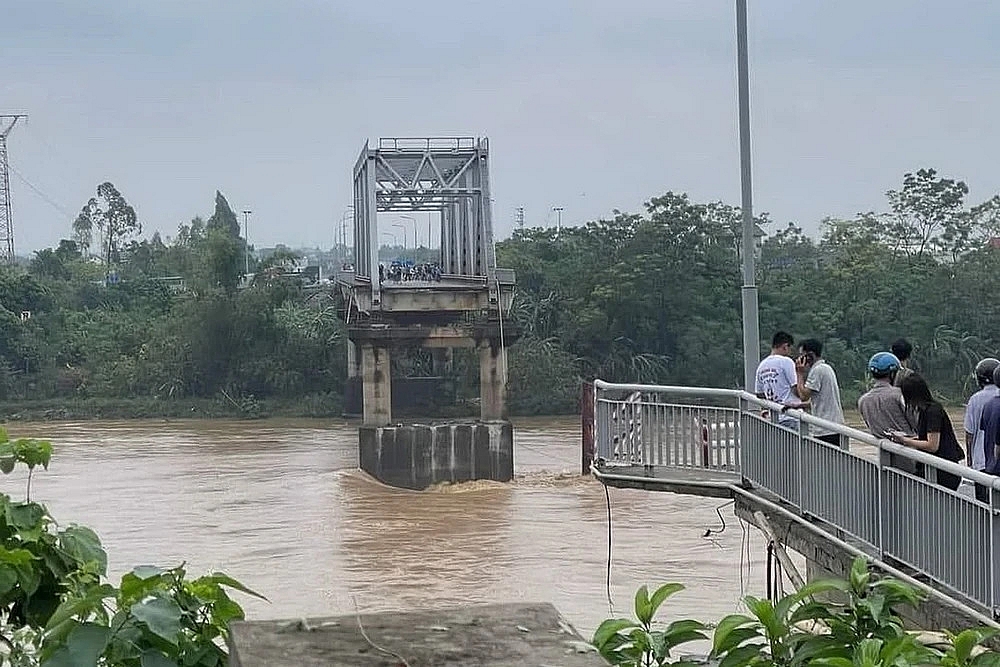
[[5, 0, 1000, 252]]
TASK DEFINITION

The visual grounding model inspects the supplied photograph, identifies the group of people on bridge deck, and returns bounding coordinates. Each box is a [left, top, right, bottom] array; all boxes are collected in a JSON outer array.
[[378, 261, 442, 284], [755, 332, 1000, 500]]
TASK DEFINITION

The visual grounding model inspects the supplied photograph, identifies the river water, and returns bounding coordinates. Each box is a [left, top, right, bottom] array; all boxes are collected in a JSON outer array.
[[4, 417, 768, 636]]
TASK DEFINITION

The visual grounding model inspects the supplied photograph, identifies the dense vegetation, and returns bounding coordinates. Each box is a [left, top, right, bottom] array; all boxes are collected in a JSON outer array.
[[593, 558, 1000, 667], [0, 168, 998, 418], [500, 168, 1000, 413]]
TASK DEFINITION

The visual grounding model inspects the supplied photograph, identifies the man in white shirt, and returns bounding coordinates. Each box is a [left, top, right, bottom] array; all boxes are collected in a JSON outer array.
[[795, 338, 845, 446], [967, 357, 1000, 502], [755, 331, 800, 428]]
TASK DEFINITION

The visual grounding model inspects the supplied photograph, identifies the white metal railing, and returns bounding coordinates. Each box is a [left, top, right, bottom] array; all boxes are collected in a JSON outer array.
[[592, 379, 1000, 617]]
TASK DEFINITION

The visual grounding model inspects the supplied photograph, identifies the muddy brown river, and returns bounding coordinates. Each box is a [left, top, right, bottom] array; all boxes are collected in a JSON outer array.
[[5, 417, 768, 636]]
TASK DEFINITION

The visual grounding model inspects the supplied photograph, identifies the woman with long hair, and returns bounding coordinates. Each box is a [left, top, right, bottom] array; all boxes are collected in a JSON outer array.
[[888, 374, 965, 491]]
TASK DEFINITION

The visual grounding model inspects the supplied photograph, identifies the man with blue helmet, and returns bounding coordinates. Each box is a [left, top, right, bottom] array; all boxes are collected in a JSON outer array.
[[965, 359, 1000, 500], [858, 352, 915, 440]]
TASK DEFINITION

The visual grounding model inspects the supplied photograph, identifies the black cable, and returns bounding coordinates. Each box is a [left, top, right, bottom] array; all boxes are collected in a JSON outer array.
[[703, 499, 734, 537], [604, 483, 614, 615]]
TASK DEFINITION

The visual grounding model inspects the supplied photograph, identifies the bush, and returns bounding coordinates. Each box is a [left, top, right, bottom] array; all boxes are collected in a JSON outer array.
[[595, 558, 1000, 667]]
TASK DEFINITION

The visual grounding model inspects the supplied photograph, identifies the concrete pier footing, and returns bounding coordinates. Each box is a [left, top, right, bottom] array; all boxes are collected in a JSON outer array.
[[228, 602, 607, 666], [359, 420, 514, 490]]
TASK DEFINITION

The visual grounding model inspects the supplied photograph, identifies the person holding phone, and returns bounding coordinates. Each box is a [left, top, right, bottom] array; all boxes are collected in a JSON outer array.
[[888, 374, 965, 491], [794, 339, 845, 446]]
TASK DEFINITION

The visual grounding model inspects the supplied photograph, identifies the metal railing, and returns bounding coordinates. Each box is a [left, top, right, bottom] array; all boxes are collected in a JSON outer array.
[[592, 379, 1000, 617]]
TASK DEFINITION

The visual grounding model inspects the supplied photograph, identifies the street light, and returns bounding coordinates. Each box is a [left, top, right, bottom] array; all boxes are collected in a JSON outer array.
[[400, 215, 417, 247], [392, 223, 408, 249], [381, 231, 397, 248], [339, 207, 354, 265], [242, 210, 252, 278], [736, 0, 760, 390], [552, 206, 564, 236]]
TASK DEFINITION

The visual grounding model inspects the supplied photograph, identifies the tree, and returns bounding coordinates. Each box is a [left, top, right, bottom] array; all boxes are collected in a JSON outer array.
[[884, 168, 970, 260], [75, 182, 141, 268], [207, 190, 241, 238]]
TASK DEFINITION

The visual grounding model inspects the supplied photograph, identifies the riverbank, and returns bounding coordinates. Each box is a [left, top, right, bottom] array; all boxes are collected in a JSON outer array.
[[0, 394, 346, 421], [0, 394, 576, 422]]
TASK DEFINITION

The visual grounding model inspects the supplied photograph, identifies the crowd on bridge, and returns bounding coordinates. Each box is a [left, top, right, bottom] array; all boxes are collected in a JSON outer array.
[[378, 260, 443, 283], [755, 332, 1000, 499]]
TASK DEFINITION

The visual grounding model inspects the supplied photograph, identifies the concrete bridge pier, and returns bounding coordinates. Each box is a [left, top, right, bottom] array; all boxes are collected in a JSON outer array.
[[479, 339, 505, 421], [361, 344, 391, 426], [432, 348, 453, 376]]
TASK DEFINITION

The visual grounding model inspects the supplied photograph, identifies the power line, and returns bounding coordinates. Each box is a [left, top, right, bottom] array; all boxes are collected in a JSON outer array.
[[9, 166, 74, 219]]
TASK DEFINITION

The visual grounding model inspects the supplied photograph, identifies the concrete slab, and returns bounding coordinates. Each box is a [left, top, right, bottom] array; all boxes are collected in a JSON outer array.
[[228, 602, 608, 667]]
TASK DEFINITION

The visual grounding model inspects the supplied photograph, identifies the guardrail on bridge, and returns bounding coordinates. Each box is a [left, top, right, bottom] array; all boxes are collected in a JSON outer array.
[[590, 379, 1000, 621]]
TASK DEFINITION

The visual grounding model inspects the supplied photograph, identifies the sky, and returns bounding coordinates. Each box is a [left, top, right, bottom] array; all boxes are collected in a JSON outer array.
[[5, 0, 1000, 252]]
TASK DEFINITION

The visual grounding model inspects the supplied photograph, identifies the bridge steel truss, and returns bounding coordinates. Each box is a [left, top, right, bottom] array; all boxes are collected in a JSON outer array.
[[352, 137, 496, 309], [590, 379, 1000, 625]]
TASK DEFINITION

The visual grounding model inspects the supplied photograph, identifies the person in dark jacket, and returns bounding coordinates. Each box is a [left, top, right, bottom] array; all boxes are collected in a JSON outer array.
[[887, 374, 965, 491]]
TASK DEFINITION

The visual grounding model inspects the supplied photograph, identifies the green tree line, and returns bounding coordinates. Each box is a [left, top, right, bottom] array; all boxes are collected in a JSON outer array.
[[499, 168, 1000, 413], [1, 168, 998, 418]]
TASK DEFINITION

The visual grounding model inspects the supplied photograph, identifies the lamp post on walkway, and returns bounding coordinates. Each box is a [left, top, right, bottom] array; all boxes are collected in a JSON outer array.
[[736, 0, 760, 391], [242, 210, 252, 279]]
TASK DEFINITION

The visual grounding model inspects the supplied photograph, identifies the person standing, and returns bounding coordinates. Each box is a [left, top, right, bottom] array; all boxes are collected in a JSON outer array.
[[891, 338, 915, 388], [794, 339, 845, 446], [755, 331, 800, 428], [966, 358, 1000, 502], [890, 374, 965, 492], [858, 352, 915, 438], [980, 365, 1000, 488]]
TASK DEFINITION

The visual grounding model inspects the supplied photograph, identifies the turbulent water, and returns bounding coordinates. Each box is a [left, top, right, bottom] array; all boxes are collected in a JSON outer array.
[[5, 416, 770, 636]]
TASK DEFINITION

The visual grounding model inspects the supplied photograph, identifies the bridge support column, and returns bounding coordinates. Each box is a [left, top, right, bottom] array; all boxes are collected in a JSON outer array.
[[347, 340, 360, 378], [361, 344, 392, 426], [479, 339, 506, 421], [432, 348, 453, 376]]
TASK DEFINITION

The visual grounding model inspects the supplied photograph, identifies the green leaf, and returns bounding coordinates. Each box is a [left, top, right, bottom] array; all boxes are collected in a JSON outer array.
[[140, 650, 178, 667], [131, 596, 183, 645], [59, 526, 107, 575], [198, 572, 268, 601], [42, 622, 110, 667], [953, 629, 984, 664], [972, 652, 1000, 667], [592, 618, 638, 648], [634, 584, 651, 625], [0, 565, 17, 596], [647, 582, 684, 622], [719, 644, 766, 667], [13, 438, 53, 470], [849, 557, 870, 594], [45, 584, 117, 631], [6, 502, 46, 531], [712, 614, 758, 656], [810, 659, 854, 667], [0, 456, 15, 474]]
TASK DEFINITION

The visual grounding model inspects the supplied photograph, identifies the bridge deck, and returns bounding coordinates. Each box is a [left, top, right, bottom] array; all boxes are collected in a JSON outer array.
[[594, 465, 741, 498]]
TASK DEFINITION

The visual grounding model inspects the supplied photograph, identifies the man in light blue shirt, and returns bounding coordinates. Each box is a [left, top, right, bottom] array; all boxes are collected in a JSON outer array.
[[967, 358, 1000, 502]]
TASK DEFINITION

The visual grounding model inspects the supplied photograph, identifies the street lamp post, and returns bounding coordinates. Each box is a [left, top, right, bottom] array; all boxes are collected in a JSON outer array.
[[736, 0, 760, 391], [400, 215, 417, 247], [392, 223, 408, 249], [552, 206, 564, 236], [242, 210, 252, 278]]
